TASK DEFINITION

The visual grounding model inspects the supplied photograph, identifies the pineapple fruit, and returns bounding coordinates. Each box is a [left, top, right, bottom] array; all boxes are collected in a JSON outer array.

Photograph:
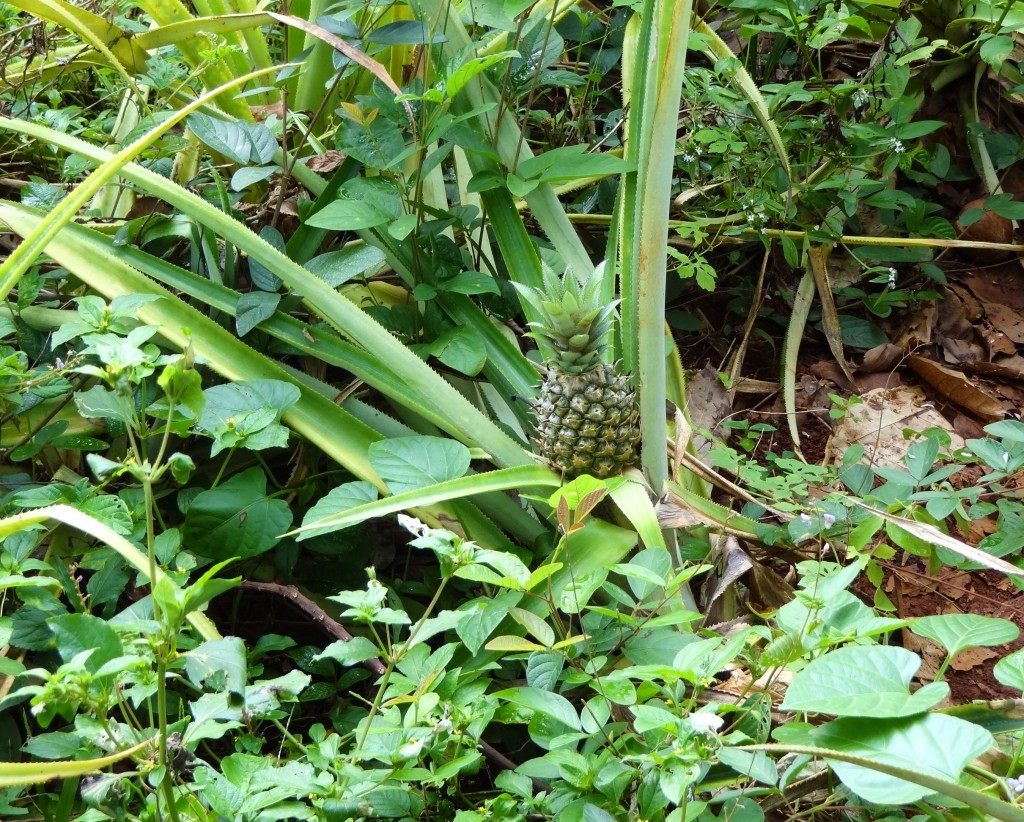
[[517, 268, 640, 479]]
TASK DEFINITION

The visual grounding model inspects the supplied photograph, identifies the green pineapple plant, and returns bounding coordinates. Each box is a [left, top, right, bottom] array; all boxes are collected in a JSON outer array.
[[517, 265, 641, 479]]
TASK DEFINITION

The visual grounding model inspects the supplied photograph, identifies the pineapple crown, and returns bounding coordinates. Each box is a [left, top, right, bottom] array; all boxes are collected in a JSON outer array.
[[516, 267, 619, 375]]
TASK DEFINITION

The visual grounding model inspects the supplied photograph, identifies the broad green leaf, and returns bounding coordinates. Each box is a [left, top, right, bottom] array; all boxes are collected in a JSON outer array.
[[187, 113, 276, 165], [299, 482, 379, 537], [781, 645, 948, 717], [74, 384, 128, 422], [366, 19, 441, 45], [904, 435, 940, 483], [430, 326, 486, 376], [809, 713, 992, 805], [445, 51, 519, 99], [995, 648, 1024, 693], [186, 637, 247, 696], [50, 614, 122, 674], [368, 436, 471, 494], [509, 607, 554, 648], [985, 420, 1024, 442], [912, 614, 1019, 658], [594, 673, 636, 706], [526, 652, 563, 691], [441, 271, 500, 296], [198, 380, 299, 456], [79, 494, 132, 535], [981, 34, 1016, 68], [717, 748, 778, 786], [632, 703, 681, 734], [485, 635, 546, 652], [235, 291, 281, 337], [230, 165, 277, 191], [616, 547, 671, 601], [304, 200, 394, 231], [304, 245, 386, 287], [516, 145, 633, 183], [456, 590, 521, 655], [21, 732, 88, 761], [624, 628, 696, 666], [182, 467, 293, 560], [335, 118, 407, 170], [406, 608, 469, 648], [314, 636, 380, 666], [494, 686, 581, 731], [838, 315, 888, 349]]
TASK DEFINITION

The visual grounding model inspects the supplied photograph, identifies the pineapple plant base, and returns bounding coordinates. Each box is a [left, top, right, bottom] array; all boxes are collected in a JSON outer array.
[[517, 266, 641, 480]]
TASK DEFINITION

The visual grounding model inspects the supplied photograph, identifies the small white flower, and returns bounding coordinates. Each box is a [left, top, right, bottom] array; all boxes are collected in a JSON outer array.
[[853, 89, 870, 109], [398, 737, 426, 759], [689, 712, 724, 735], [397, 514, 429, 538], [682, 152, 696, 163], [800, 512, 813, 525], [433, 717, 453, 734], [887, 267, 897, 289], [890, 137, 905, 154], [823, 513, 836, 528]]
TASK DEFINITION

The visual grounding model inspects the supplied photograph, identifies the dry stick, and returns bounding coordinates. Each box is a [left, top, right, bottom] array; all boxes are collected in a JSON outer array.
[[236, 580, 551, 792], [240, 580, 387, 675]]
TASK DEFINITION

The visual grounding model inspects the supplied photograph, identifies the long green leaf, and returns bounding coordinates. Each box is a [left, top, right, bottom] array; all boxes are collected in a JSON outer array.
[[291, 465, 559, 538], [0, 737, 153, 787], [0, 506, 219, 640], [0, 66, 280, 300], [0, 118, 531, 470], [0, 200, 386, 491], [628, 0, 693, 493]]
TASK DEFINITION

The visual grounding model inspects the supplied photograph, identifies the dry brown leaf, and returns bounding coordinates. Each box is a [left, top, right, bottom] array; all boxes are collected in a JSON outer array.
[[305, 150, 347, 173], [903, 632, 945, 682], [809, 360, 855, 391], [854, 371, 901, 392], [964, 265, 1024, 311], [907, 355, 1006, 422], [731, 377, 779, 394], [983, 304, 1024, 345], [808, 246, 857, 383], [830, 385, 963, 469], [251, 101, 287, 121], [951, 646, 998, 672], [860, 343, 904, 373]]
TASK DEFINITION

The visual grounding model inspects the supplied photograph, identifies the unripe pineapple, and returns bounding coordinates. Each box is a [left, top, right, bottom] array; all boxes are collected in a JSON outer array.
[[517, 268, 640, 479]]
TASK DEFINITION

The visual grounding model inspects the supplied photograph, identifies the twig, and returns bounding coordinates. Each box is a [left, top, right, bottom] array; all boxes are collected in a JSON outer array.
[[238, 580, 386, 675]]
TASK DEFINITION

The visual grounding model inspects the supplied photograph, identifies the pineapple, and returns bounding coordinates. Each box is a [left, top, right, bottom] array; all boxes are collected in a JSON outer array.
[[517, 268, 640, 479]]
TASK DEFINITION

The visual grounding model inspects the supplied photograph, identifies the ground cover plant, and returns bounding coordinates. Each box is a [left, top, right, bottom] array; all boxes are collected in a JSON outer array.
[[2, 0, 1024, 819]]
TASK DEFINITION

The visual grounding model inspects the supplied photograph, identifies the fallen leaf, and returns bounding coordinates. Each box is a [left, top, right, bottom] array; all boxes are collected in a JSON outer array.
[[907, 355, 1007, 422], [951, 646, 998, 672], [860, 343, 904, 373], [830, 385, 963, 469], [305, 150, 348, 173]]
